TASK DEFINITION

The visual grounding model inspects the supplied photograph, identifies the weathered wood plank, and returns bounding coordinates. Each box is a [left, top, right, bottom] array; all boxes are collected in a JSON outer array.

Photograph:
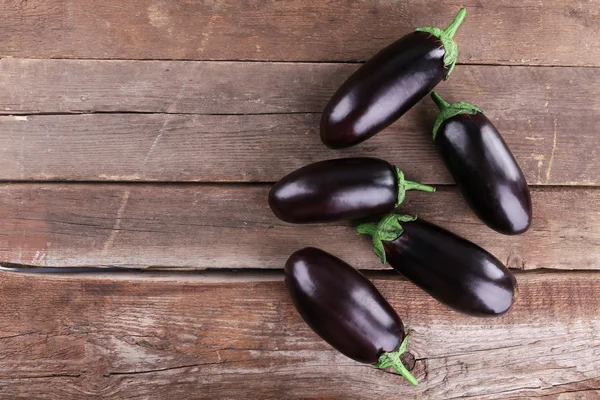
[[2, 59, 598, 116], [0, 270, 598, 399], [0, 184, 597, 271], [0, 59, 341, 115], [1, 62, 598, 185], [0, 0, 598, 66]]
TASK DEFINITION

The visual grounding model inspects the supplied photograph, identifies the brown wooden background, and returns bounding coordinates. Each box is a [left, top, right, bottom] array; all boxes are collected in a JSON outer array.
[[1, 0, 599, 398]]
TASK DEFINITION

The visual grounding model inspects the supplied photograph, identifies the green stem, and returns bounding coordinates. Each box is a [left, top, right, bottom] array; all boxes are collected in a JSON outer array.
[[431, 91, 484, 141], [375, 336, 418, 386], [394, 166, 435, 207], [443, 8, 467, 39], [415, 8, 467, 79], [404, 180, 436, 193], [431, 91, 450, 112], [356, 214, 417, 263], [390, 359, 418, 386]]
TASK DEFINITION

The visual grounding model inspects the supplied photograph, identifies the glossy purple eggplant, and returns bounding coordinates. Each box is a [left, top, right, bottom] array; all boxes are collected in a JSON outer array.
[[268, 157, 434, 223], [285, 247, 417, 385], [431, 92, 532, 234], [358, 214, 518, 317], [320, 8, 466, 149]]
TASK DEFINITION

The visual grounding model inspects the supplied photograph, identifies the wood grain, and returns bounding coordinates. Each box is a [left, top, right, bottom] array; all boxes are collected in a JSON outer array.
[[0, 61, 598, 184], [0, 184, 597, 271], [0, 270, 598, 399], [0, 0, 598, 65]]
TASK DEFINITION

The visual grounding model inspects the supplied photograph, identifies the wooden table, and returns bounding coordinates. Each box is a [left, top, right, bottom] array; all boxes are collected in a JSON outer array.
[[1, 1, 599, 398]]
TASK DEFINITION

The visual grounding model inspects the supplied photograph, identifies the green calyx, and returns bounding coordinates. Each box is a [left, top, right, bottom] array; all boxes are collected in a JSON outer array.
[[431, 91, 483, 141], [375, 334, 418, 386], [356, 214, 417, 264], [415, 8, 467, 79], [394, 166, 435, 208]]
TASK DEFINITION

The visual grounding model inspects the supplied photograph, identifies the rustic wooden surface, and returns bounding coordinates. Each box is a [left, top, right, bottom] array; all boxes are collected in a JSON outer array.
[[1, 271, 599, 399], [1, 0, 599, 398]]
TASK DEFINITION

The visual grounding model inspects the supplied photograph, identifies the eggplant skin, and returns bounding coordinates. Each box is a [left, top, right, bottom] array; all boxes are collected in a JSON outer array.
[[269, 158, 397, 223], [285, 247, 404, 364], [321, 32, 447, 149], [384, 219, 517, 317], [436, 113, 532, 234]]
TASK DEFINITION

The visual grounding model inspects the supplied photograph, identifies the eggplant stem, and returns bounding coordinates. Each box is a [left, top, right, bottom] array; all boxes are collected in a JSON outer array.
[[431, 92, 484, 141], [390, 359, 418, 386], [415, 8, 466, 79], [443, 8, 467, 39], [404, 180, 436, 193], [394, 166, 435, 208], [375, 336, 418, 386], [431, 92, 450, 112], [357, 214, 416, 264]]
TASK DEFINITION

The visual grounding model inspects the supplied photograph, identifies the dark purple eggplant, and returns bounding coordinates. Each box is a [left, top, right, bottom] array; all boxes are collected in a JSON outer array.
[[285, 247, 417, 385], [431, 92, 532, 234], [357, 214, 518, 317], [320, 8, 466, 149], [269, 157, 434, 223]]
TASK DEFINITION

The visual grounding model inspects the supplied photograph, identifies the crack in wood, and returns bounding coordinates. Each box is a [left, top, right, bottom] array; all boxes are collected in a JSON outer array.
[[416, 342, 532, 361], [0, 373, 82, 380], [105, 363, 212, 376], [0, 331, 40, 340]]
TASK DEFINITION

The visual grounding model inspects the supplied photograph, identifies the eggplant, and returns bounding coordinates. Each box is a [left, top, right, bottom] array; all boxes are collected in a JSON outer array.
[[357, 214, 518, 317], [320, 8, 467, 149], [269, 157, 434, 223], [285, 247, 417, 385], [431, 92, 532, 234]]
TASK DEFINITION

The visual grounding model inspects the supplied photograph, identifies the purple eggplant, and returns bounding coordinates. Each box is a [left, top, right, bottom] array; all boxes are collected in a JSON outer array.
[[357, 214, 518, 317], [431, 92, 532, 234], [285, 247, 417, 385], [268, 157, 434, 223], [320, 8, 467, 149]]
